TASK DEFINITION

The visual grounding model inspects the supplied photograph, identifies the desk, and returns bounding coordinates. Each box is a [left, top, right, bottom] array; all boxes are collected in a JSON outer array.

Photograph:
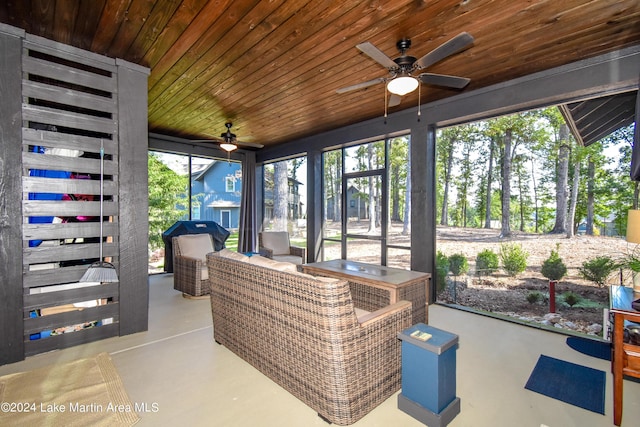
[[610, 286, 640, 426], [302, 260, 430, 324]]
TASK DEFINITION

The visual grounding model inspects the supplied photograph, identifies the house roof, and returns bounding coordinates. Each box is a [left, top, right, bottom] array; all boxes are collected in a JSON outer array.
[[0, 1, 638, 149], [192, 160, 240, 181]]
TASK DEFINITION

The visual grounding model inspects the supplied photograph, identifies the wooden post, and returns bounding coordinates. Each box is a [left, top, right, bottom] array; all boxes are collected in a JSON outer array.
[[116, 59, 150, 335], [0, 25, 26, 365], [549, 280, 556, 313]]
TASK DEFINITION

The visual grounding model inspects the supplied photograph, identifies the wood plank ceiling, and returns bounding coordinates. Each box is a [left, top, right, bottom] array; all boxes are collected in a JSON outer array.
[[1, 0, 639, 149]]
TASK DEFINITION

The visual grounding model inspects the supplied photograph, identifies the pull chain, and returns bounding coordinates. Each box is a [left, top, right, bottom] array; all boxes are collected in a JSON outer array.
[[417, 83, 421, 122], [384, 85, 388, 124]]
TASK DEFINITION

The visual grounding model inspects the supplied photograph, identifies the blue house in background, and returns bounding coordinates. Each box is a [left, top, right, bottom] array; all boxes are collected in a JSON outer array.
[[191, 161, 242, 229]]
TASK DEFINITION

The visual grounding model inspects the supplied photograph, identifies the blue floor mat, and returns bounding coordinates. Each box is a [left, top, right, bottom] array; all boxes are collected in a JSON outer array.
[[566, 336, 611, 361], [525, 354, 606, 414]]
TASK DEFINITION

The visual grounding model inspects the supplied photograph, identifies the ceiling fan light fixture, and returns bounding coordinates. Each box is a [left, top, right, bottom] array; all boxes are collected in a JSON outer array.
[[387, 75, 419, 96], [220, 142, 238, 152]]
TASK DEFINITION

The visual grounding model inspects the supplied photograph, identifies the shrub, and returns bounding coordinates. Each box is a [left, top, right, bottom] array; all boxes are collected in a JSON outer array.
[[540, 244, 567, 282], [499, 243, 528, 277], [475, 249, 499, 276], [436, 251, 450, 292], [448, 254, 469, 276], [562, 291, 581, 307], [527, 291, 543, 304], [578, 256, 617, 287]]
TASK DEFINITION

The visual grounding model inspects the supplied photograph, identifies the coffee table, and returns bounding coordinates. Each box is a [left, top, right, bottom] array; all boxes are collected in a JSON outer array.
[[302, 259, 430, 324]]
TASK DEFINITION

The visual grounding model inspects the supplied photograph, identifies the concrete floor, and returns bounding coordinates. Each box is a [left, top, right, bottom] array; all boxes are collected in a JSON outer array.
[[1, 274, 639, 427]]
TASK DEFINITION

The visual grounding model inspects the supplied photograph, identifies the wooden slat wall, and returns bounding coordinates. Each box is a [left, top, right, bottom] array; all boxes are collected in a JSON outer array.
[[20, 34, 120, 356]]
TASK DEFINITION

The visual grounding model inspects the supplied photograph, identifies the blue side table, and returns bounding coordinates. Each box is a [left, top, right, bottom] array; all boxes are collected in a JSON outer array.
[[398, 323, 460, 427]]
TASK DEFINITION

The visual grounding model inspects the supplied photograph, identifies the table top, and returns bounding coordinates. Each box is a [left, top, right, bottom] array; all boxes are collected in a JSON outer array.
[[303, 259, 430, 287]]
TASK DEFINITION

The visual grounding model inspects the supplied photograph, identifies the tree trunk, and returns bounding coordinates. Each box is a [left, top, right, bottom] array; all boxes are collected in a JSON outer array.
[[367, 144, 377, 234], [273, 162, 288, 231], [391, 165, 400, 221], [567, 153, 580, 238], [586, 158, 594, 235], [333, 161, 340, 223], [500, 130, 512, 238], [552, 124, 569, 234], [402, 150, 411, 235], [484, 140, 494, 229], [518, 169, 525, 232], [441, 141, 454, 226], [531, 156, 540, 233]]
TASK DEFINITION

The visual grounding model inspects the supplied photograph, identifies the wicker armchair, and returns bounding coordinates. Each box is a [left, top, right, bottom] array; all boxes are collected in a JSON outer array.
[[258, 231, 306, 264], [207, 252, 413, 425], [172, 234, 215, 297]]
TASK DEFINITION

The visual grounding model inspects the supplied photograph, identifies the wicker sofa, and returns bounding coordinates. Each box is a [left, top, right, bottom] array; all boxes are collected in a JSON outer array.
[[206, 250, 413, 425]]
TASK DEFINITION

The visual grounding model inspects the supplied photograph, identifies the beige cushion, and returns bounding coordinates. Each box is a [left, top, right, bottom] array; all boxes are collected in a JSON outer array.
[[248, 255, 298, 273], [260, 232, 291, 255], [201, 266, 208, 280], [217, 248, 250, 262], [273, 254, 303, 265], [176, 234, 214, 262]]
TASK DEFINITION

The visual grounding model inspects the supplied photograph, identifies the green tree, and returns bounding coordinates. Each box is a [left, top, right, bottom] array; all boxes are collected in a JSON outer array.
[[323, 150, 341, 224], [600, 125, 637, 235], [437, 127, 458, 225], [389, 137, 409, 223], [487, 112, 540, 237], [402, 137, 411, 235], [148, 153, 189, 250], [453, 127, 480, 227], [541, 244, 567, 281], [500, 243, 529, 276], [273, 160, 288, 231]]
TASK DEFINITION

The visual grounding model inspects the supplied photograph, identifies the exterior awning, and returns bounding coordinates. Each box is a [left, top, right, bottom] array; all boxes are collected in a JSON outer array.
[[559, 90, 637, 147], [208, 201, 240, 208]]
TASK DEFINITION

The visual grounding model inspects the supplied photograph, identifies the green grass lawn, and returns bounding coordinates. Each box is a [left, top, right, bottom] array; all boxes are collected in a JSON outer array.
[[226, 232, 239, 252]]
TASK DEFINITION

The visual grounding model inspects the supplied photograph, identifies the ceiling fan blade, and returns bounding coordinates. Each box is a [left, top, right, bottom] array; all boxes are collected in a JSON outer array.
[[419, 73, 470, 89], [336, 77, 386, 94], [189, 138, 264, 149], [356, 42, 398, 69], [388, 94, 402, 107], [236, 140, 264, 149], [415, 32, 474, 70], [190, 138, 224, 143]]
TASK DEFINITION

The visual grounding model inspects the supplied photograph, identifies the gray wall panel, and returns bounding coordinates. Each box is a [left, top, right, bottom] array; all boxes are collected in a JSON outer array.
[[0, 29, 25, 365], [116, 59, 150, 335]]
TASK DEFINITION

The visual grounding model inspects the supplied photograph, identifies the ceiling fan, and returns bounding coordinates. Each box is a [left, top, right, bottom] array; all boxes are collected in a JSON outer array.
[[337, 32, 474, 108], [191, 122, 264, 152]]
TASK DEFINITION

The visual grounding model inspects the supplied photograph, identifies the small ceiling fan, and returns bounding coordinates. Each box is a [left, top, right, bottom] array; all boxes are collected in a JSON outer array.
[[337, 32, 474, 107], [191, 122, 264, 152]]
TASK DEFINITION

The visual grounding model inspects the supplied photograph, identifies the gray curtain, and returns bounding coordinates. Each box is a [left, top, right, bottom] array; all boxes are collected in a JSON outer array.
[[238, 151, 257, 252]]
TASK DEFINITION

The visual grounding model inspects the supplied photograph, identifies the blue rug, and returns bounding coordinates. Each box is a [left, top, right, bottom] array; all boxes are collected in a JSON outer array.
[[566, 336, 611, 361], [525, 354, 606, 414]]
